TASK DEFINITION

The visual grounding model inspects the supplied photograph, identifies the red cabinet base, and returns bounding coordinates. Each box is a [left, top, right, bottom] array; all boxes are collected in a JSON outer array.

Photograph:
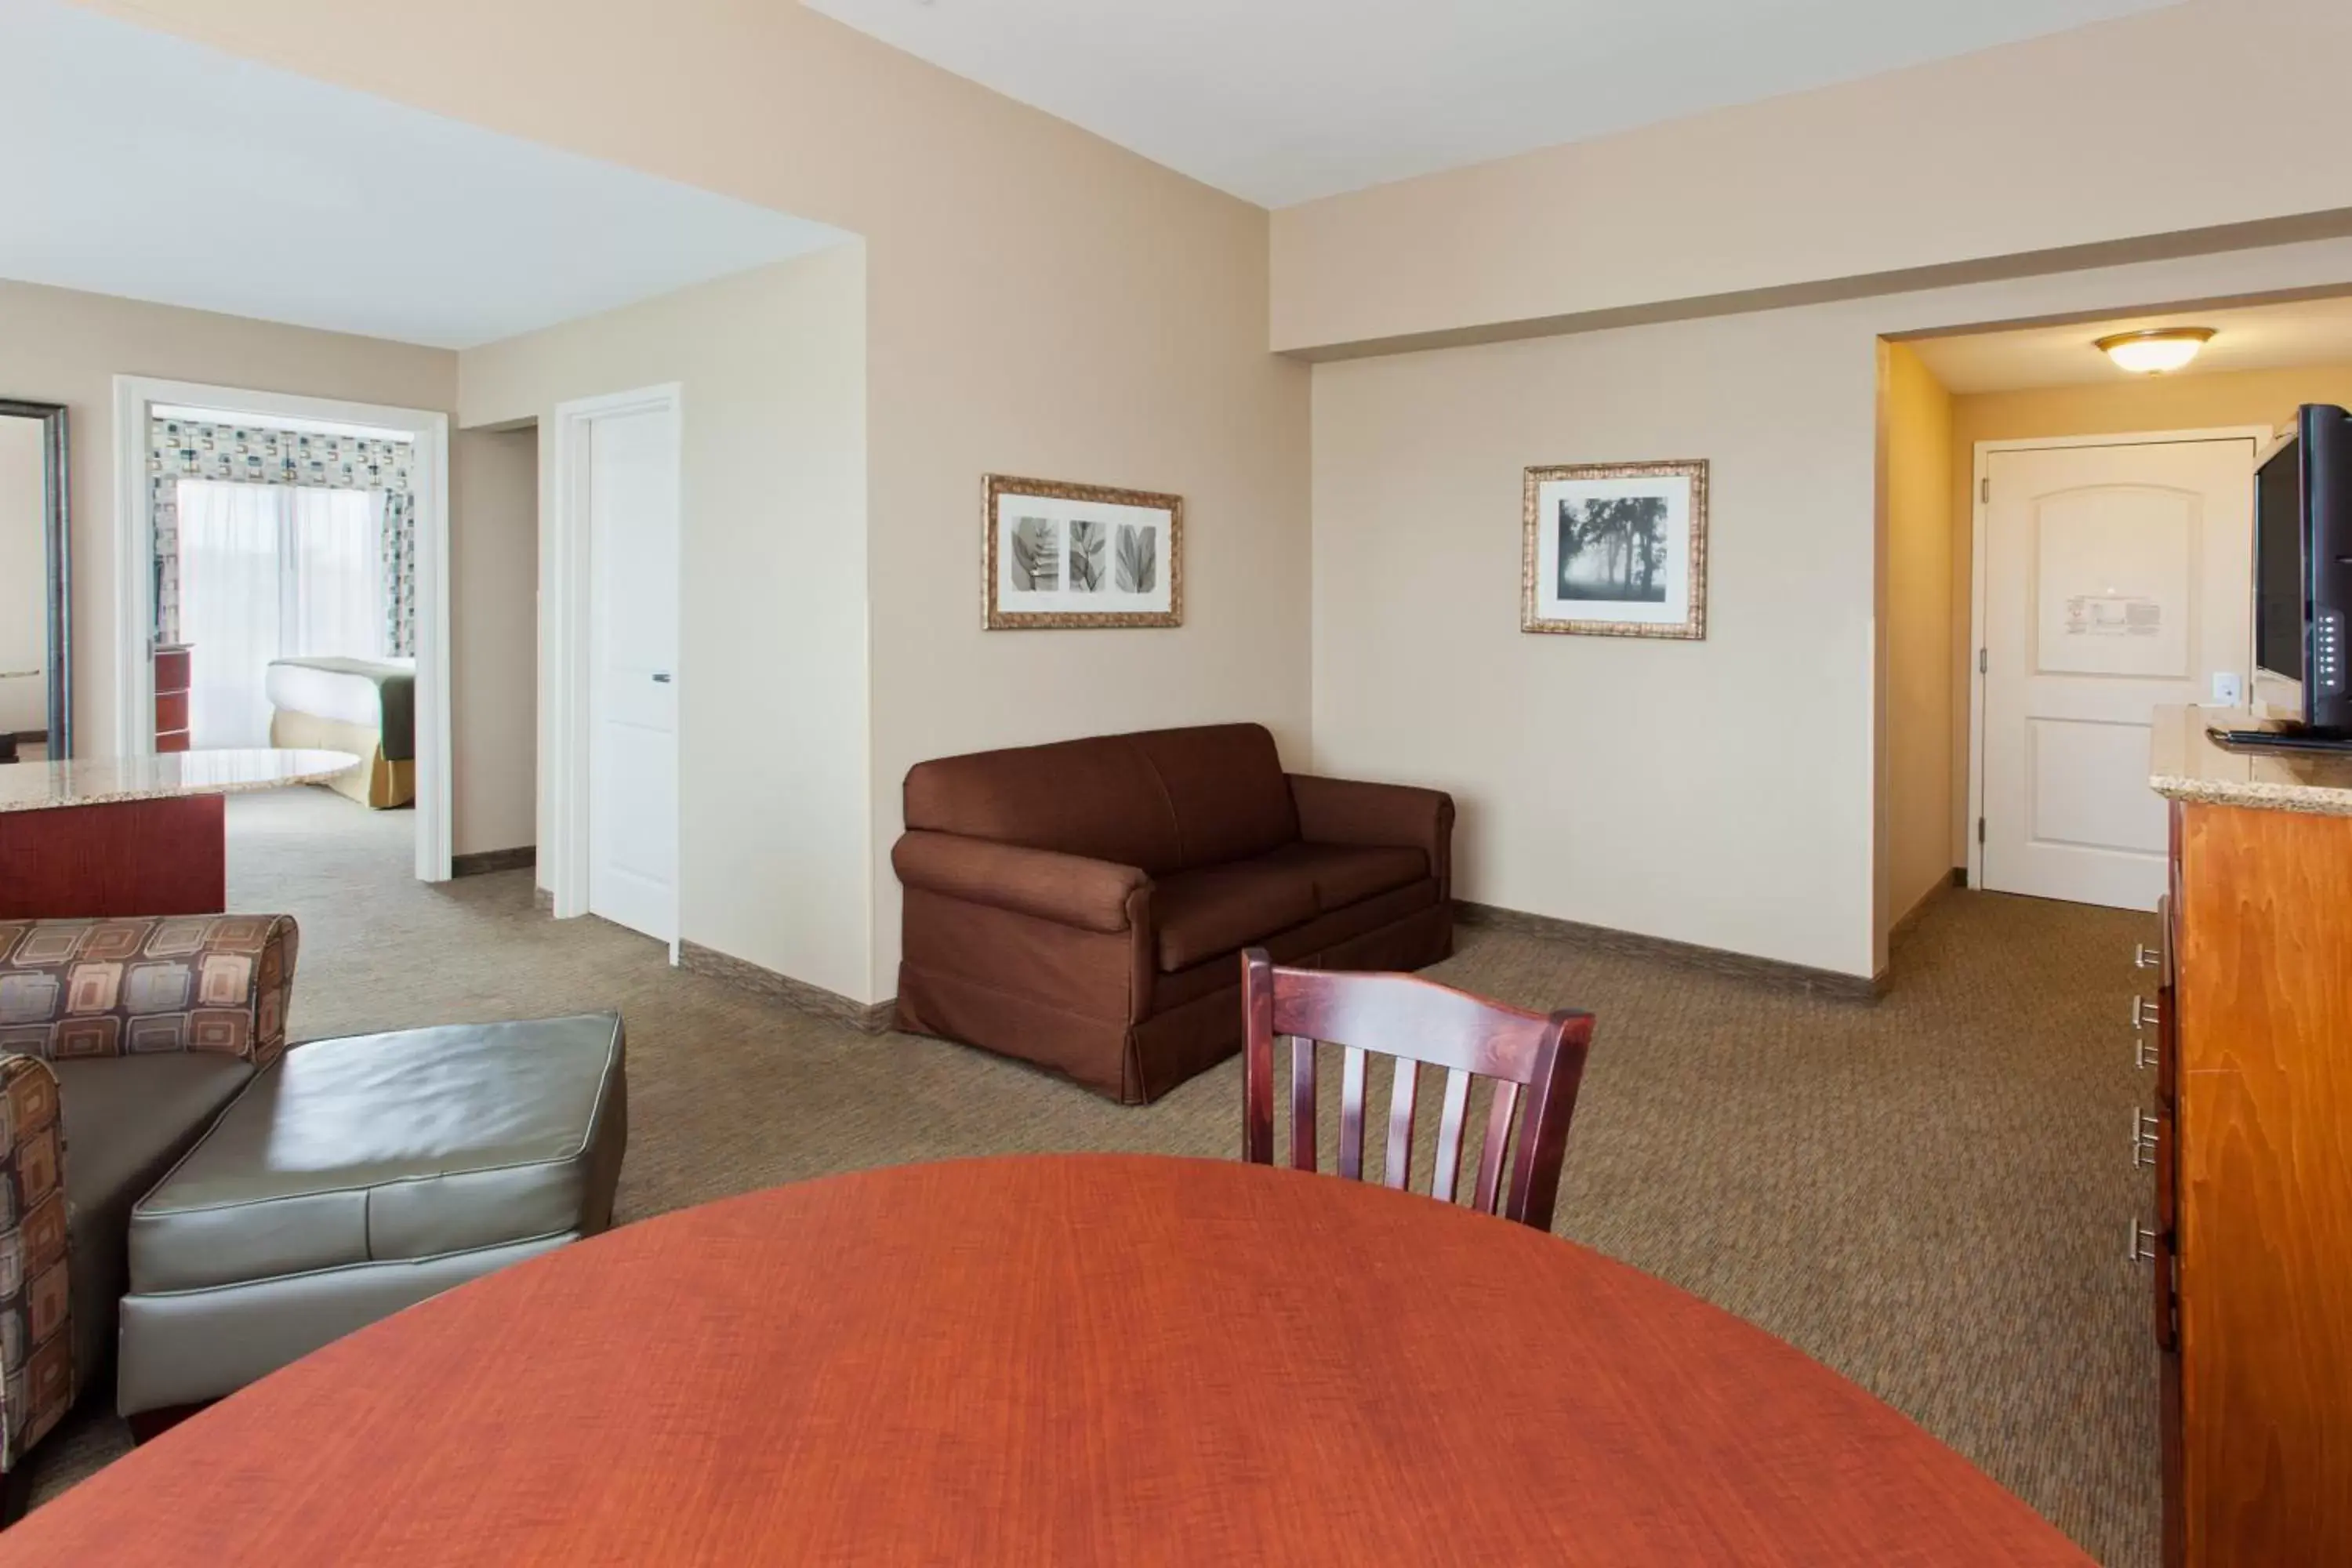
[[0, 796, 227, 920]]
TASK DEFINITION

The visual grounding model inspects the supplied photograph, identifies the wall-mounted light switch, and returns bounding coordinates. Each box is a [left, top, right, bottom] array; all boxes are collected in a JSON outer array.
[[2212, 671, 2245, 707]]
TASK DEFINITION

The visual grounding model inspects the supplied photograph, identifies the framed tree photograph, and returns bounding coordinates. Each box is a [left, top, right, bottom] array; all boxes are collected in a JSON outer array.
[[1522, 459, 1708, 639], [983, 474, 1182, 630]]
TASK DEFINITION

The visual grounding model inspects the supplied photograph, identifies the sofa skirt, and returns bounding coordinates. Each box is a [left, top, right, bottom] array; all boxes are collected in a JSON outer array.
[[896, 898, 1452, 1105]]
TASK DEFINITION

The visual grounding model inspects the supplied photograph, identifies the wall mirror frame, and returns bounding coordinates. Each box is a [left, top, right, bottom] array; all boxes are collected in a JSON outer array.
[[2, 398, 71, 761]]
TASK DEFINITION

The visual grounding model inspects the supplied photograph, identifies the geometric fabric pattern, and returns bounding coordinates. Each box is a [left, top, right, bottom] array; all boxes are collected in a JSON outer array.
[[0, 916, 299, 1069], [0, 1053, 74, 1471], [150, 415, 417, 655]]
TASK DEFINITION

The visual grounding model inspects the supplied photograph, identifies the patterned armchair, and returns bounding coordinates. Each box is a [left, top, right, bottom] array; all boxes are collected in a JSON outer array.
[[0, 915, 298, 1501]]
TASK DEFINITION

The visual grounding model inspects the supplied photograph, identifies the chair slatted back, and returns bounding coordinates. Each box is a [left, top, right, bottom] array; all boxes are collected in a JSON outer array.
[[1240, 949, 1594, 1230]]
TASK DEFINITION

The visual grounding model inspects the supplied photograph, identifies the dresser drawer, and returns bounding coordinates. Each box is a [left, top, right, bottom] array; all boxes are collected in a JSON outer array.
[[2153, 1220, 2176, 1352], [2155, 1106, 2176, 1235], [2132, 990, 2174, 1105], [2158, 891, 2175, 987], [2132, 895, 2176, 1105]]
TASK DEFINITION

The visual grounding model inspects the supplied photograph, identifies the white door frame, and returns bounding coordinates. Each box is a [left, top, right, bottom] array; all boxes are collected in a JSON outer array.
[[1965, 425, 2271, 891], [546, 384, 684, 956], [112, 376, 454, 884]]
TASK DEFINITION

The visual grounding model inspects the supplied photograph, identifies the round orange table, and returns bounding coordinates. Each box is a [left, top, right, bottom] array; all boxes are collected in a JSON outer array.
[[5, 1156, 2089, 1564]]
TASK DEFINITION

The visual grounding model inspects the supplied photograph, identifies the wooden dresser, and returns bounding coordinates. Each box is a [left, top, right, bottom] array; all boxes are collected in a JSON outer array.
[[2147, 706, 2352, 1567]]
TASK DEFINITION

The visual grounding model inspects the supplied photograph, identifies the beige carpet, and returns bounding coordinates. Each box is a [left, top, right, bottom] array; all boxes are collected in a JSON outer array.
[[28, 786, 2159, 1566]]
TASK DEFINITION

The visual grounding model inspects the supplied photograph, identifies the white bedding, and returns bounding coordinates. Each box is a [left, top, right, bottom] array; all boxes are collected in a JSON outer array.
[[265, 657, 413, 729]]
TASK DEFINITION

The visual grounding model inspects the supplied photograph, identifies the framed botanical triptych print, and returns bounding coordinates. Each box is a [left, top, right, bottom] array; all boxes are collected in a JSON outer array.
[[983, 474, 1182, 630]]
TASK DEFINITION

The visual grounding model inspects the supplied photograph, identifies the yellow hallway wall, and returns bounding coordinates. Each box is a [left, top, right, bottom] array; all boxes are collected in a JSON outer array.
[[1881, 344, 1955, 947]]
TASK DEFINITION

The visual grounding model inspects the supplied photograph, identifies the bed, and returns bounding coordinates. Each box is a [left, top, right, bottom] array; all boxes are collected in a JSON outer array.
[[266, 655, 416, 808]]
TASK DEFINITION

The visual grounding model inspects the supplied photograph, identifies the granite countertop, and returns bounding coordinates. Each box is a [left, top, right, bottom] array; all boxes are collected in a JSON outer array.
[[2150, 706, 2352, 817], [0, 749, 362, 814]]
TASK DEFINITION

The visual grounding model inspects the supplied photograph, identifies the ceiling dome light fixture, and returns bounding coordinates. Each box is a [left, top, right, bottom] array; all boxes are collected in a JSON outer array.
[[2096, 327, 2216, 375]]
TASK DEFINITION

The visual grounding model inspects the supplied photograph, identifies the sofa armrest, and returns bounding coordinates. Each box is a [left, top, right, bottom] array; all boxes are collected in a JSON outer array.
[[1287, 774, 1457, 896], [0, 1054, 74, 1473], [892, 832, 1152, 935], [0, 915, 299, 1068]]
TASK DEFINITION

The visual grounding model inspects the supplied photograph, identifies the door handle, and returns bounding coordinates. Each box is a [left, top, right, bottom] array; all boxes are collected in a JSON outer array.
[[651, 673, 673, 684]]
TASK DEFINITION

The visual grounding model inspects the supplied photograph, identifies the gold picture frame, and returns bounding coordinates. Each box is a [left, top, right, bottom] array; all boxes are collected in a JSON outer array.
[[983, 474, 1184, 630], [1522, 459, 1708, 640]]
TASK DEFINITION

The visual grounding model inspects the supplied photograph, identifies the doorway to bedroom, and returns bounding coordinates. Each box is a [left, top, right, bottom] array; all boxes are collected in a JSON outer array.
[[114, 378, 452, 886], [166, 413, 418, 779], [162, 408, 419, 869]]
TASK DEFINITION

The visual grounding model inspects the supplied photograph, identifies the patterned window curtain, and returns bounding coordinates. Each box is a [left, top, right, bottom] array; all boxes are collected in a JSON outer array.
[[151, 416, 416, 655]]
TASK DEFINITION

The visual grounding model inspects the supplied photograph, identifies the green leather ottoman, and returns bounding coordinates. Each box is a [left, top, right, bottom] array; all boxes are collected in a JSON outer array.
[[115, 1012, 627, 1418]]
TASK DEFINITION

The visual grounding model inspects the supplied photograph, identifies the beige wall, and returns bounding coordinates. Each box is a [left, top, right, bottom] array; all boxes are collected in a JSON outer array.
[[1880, 343, 1955, 944], [78, 0, 2351, 993], [1313, 241, 2352, 982], [0, 416, 46, 737], [1272, 0, 2352, 353], [0, 277, 456, 757], [460, 246, 873, 1002], [1944, 361, 2352, 864], [1312, 310, 1881, 976], [449, 425, 538, 855], [95, 0, 1315, 1006], [859, 194, 1308, 1004]]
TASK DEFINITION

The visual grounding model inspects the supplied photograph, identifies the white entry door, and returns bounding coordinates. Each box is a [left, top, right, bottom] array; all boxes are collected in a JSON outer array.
[[1978, 437, 2255, 910], [586, 405, 681, 942]]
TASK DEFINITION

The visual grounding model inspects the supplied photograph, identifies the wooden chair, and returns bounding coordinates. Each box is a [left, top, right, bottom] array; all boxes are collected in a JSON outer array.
[[1240, 949, 1595, 1232]]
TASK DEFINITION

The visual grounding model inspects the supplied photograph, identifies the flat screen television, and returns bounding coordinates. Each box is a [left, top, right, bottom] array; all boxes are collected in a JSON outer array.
[[2251, 404, 2352, 734]]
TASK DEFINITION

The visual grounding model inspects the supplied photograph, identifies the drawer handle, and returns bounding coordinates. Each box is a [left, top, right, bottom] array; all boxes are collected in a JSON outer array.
[[2136, 943, 2160, 970], [2129, 1221, 2157, 1264], [2132, 1110, 2159, 1168], [2136, 1037, 2160, 1073], [2132, 995, 2163, 1031]]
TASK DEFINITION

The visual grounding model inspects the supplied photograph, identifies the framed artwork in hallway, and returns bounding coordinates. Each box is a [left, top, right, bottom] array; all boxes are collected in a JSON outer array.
[[1523, 459, 1708, 640], [983, 474, 1182, 630]]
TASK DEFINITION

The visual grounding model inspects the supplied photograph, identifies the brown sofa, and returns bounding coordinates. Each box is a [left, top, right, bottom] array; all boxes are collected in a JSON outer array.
[[893, 724, 1454, 1103]]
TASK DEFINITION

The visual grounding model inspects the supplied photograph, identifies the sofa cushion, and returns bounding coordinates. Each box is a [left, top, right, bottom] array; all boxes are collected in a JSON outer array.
[[128, 1013, 626, 1295], [902, 724, 1299, 876], [1265, 842, 1430, 911], [1151, 841, 1435, 974], [1154, 862, 1319, 974], [1152, 877, 1444, 1013], [905, 735, 1184, 873], [54, 1054, 257, 1381], [1126, 725, 1299, 870]]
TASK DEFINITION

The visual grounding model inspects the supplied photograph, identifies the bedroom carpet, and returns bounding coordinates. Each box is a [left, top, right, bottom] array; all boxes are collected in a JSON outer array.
[[26, 787, 2159, 1567]]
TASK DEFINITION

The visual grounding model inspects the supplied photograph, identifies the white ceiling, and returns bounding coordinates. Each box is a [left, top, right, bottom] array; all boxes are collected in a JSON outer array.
[[802, 0, 2181, 208], [0, 0, 849, 350], [1909, 295, 2352, 394]]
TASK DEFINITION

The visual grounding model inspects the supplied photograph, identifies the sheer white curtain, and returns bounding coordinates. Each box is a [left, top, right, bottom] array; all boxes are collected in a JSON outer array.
[[178, 481, 282, 749], [285, 487, 387, 659], [176, 481, 384, 749]]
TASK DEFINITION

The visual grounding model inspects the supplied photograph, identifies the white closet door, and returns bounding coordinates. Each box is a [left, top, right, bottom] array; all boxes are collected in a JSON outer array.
[[586, 407, 681, 943]]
